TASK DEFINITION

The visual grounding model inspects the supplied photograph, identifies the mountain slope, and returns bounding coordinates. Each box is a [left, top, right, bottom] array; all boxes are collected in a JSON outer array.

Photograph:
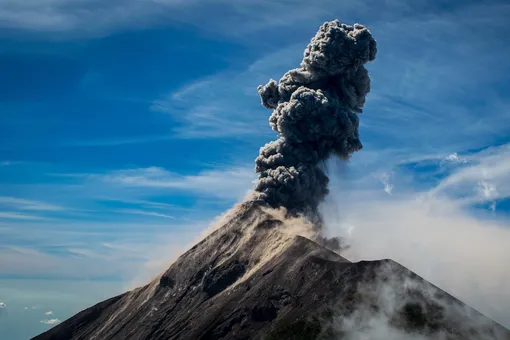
[[33, 201, 510, 340]]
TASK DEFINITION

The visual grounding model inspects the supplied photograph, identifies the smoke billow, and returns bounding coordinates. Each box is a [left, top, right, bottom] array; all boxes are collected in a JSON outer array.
[[254, 20, 377, 218]]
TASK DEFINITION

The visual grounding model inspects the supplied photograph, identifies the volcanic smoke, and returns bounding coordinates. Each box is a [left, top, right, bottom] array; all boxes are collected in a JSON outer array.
[[254, 20, 377, 221]]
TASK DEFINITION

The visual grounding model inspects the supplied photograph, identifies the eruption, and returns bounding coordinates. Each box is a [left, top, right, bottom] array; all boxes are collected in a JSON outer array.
[[254, 20, 377, 218], [33, 20, 510, 340]]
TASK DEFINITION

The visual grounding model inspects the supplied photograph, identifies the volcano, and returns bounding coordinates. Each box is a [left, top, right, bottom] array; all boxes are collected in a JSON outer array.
[[33, 202, 510, 340], [33, 19, 510, 340]]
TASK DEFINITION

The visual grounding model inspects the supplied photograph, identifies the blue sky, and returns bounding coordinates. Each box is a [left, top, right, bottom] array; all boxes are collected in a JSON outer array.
[[1, 0, 510, 338]]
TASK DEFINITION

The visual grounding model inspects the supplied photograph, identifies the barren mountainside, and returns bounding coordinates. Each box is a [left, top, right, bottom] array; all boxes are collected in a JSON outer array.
[[33, 202, 510, 340]]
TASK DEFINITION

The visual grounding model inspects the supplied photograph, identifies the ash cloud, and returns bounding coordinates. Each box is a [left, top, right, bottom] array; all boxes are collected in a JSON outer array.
[[254, 20, 377, 218]]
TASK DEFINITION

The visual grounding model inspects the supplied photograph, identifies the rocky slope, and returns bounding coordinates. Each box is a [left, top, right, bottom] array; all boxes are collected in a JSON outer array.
[[33, 201, 510, 340]]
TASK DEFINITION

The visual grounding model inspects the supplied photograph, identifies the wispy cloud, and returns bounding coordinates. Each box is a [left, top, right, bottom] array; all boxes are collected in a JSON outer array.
[[0, 214, 210, 281], [152, 103, 259, 139], [4, 246, 43, 256], [113, 209, 176, 220], [362, 2, 510, 154], [377, 172, 394, 195], [0, 212, 47, 220], [99, 165, 255, 201], [0, 243, 138, 280], [149, 1, 510, 147], [0, 162, 254, 228], [62, 134, 175, 147], [0, 196, 64, 211], [0, 161, 22, 167], [0, 0, 361, 39], [0, 0, 181, 36], [107, 199, 186, 211], [441, 152, 466, 165], [44, 311, 53, 316], [0, 197, 65, 221], [151, 42, 305, 139]]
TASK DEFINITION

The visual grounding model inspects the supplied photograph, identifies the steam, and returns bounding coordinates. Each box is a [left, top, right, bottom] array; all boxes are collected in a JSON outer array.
[[254, 20, 377, 217], [327, 262, 509, 340]]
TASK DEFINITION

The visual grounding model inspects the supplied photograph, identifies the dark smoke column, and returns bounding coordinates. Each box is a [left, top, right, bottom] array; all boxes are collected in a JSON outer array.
[[254, 20, 377, 217]]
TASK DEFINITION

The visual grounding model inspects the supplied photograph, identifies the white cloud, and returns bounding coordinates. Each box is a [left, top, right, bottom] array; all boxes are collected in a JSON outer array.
[[0, 212, 47, 220], [0, 245, 129, 279], [152, 103, 261, 138], [0, 301, 6, 316], [53, 165, 255, 202], [40, 318, 61, 325], [100, 166, 255, 201], [147, 1, 510, 149], [153, 79, 262, 139], [151, 43, 305, 139], [0, 0, 163, 34], [0, 196, 64, 211], [363, 3, 510, 155], [0, 161, 21, 166], [477, 180, 499, 212], [113, 209, 176, 220], [4, 246, 42, 256], [323, 144, 510, 328], [0, 163, 255, 229], [429, 145, 510, 206], [378, 172, 394, 195], [325, 197, 510, 329], [0, 0, 360, 39], [105, 199, 187, 211], [0, 217, 208, 281], [44, 311, 53, 316], [441, 152, 465, 164]]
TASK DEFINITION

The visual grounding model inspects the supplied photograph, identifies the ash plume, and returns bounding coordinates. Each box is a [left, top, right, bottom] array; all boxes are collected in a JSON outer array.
[[254, 20, 377, 218]]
